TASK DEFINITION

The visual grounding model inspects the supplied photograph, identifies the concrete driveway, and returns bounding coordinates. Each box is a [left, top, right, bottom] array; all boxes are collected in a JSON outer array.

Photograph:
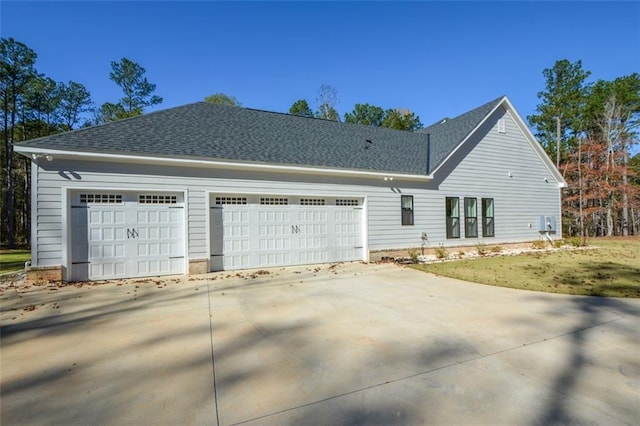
[[1, 263, 639, 425]]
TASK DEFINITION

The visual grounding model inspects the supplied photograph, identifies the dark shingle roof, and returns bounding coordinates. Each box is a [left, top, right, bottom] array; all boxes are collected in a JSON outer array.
[[17, 97, 506, 176], [18, 102, 430, 175], [418, 96, 504, 172]]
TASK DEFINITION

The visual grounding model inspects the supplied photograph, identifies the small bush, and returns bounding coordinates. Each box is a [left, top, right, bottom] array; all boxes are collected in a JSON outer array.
[[552, 239, 564, 248], [568, 237, 587, 247], [435, 245, 449, 259], [408, 248, 420, 263], [476, 242, 488, 256], [457, 251, 465, 259], [490, 245, 502, 253], [531, 239, 546, 249]]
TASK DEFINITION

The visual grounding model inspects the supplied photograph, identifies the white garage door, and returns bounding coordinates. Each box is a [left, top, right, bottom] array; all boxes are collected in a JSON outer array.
[[210, 195, 363, 271], [70, 192, 185, 281]]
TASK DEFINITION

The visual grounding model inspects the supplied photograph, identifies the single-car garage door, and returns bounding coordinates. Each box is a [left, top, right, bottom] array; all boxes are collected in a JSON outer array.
[[210, 195, 363, 271], [70, 192, 185, 281]]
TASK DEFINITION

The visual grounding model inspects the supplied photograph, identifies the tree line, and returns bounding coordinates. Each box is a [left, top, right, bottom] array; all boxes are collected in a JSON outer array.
[[1, 38, 164, 247], [528, 60, 640, 238], [2, 37, 639, 247], [205, 84, 424, 131]]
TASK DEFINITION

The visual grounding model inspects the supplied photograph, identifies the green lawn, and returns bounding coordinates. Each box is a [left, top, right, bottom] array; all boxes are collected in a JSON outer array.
[[411, 238, 640, 298], [0, 250, 31, 274]]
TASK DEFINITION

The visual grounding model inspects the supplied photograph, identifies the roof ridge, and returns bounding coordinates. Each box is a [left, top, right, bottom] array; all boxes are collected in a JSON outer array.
[[240, 104, 420, 134]]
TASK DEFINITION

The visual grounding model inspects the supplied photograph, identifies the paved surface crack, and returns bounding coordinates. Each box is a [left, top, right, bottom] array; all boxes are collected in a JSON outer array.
[[208, 283, 221, 426]]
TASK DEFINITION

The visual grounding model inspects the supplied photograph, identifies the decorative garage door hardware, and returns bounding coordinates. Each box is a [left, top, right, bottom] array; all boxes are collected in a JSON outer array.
[[291, 225, 300, 234], [127, 228, 139, 239]]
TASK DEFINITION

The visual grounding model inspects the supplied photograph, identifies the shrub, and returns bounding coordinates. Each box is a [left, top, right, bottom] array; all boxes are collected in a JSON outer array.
[[490, 245, 502, 253], [568, 237, 587, 247], [531, 239, 546, 249], [457, 251, 465, 259], [435, 245, 449, 259], [552, 239, 564, 248], [408, 248, 420, 263], [475, 242, 488, 256]]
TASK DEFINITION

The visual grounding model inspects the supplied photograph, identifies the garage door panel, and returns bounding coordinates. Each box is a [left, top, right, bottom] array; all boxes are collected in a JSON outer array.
[[90, 261, 125, 280], [258, 237, 290, 250], [300, 236, 328, 249], [299, 250, 328, 263], [138, 259, 175, 275], [259, 252, 290, 266], [227, 254, 250, 269]]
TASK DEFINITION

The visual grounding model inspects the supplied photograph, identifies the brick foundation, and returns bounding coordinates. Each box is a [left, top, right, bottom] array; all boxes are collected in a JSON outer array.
[[25, 266, 64, 285], [188, 259, 209, 275]]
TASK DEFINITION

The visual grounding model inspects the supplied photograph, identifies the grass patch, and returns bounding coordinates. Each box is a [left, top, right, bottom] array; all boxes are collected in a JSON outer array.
[[411, 238, 640, 298], [0, 250, 31, 274]]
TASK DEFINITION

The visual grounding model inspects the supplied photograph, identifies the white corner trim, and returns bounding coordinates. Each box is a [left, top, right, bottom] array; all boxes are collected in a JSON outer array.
[[14, 146, 432, 182]]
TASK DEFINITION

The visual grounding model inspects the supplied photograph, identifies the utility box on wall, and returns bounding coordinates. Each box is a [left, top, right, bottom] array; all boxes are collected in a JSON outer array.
[[539, 215, 557, 234]]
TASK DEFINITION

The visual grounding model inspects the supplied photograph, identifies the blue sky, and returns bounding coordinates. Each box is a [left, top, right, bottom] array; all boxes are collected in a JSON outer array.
[[2, 1, 639, 130]]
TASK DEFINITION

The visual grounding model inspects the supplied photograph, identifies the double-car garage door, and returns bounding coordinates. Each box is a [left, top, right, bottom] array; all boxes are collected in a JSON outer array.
[[210, 195, 364, 271]]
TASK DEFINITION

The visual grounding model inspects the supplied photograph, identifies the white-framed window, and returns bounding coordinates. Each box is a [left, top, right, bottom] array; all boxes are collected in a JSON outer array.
[[139, 194, 177, 204], [215, 196, 247, 205], [260, 197, 289, 205], [79, 194, 123, 204], [336, 199, 359, 206], [300, 198, 325, 206]]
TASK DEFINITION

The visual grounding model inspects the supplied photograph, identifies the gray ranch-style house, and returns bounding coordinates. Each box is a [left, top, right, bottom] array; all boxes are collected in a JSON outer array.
[[15, 95, 566, 283]]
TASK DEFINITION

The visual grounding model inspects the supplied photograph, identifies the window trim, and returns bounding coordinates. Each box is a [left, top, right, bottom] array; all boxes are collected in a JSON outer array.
[[482, 198, 495, 237], [464, 197, 478, 238], [446, 197, 460, 239], [401, 195, 414, 226]]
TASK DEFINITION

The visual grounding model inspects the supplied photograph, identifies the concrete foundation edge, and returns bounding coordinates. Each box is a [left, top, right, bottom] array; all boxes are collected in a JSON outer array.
[[188, 259, 209, 275], [25, 266, 64, 285]]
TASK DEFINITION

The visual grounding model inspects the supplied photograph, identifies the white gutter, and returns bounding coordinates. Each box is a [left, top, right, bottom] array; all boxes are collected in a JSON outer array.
[[15, 145, 432, 182]]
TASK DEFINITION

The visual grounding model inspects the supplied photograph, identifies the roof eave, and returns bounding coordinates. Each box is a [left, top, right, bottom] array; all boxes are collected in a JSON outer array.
[[15, 145, 432, 182]]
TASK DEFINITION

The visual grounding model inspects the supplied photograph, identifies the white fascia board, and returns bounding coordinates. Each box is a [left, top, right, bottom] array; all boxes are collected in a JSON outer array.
[[428, 97, 507, 178], [501, 97, 568, 188], [14, 145, 432, 182]]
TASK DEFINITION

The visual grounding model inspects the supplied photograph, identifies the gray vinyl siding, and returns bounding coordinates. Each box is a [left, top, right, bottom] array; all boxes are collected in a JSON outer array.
[[435, 108, 562, 245], [187, 190, 207, 257], [33, 163, 64, 266], [30, 108, 561, 270]]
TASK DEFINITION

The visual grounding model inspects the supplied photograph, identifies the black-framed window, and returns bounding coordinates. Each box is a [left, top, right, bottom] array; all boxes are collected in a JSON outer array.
[[464, 198, 478, 238], [401, 195, 414, 226], [445, 197, 460, 238], [482, 198, 495, 237]]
